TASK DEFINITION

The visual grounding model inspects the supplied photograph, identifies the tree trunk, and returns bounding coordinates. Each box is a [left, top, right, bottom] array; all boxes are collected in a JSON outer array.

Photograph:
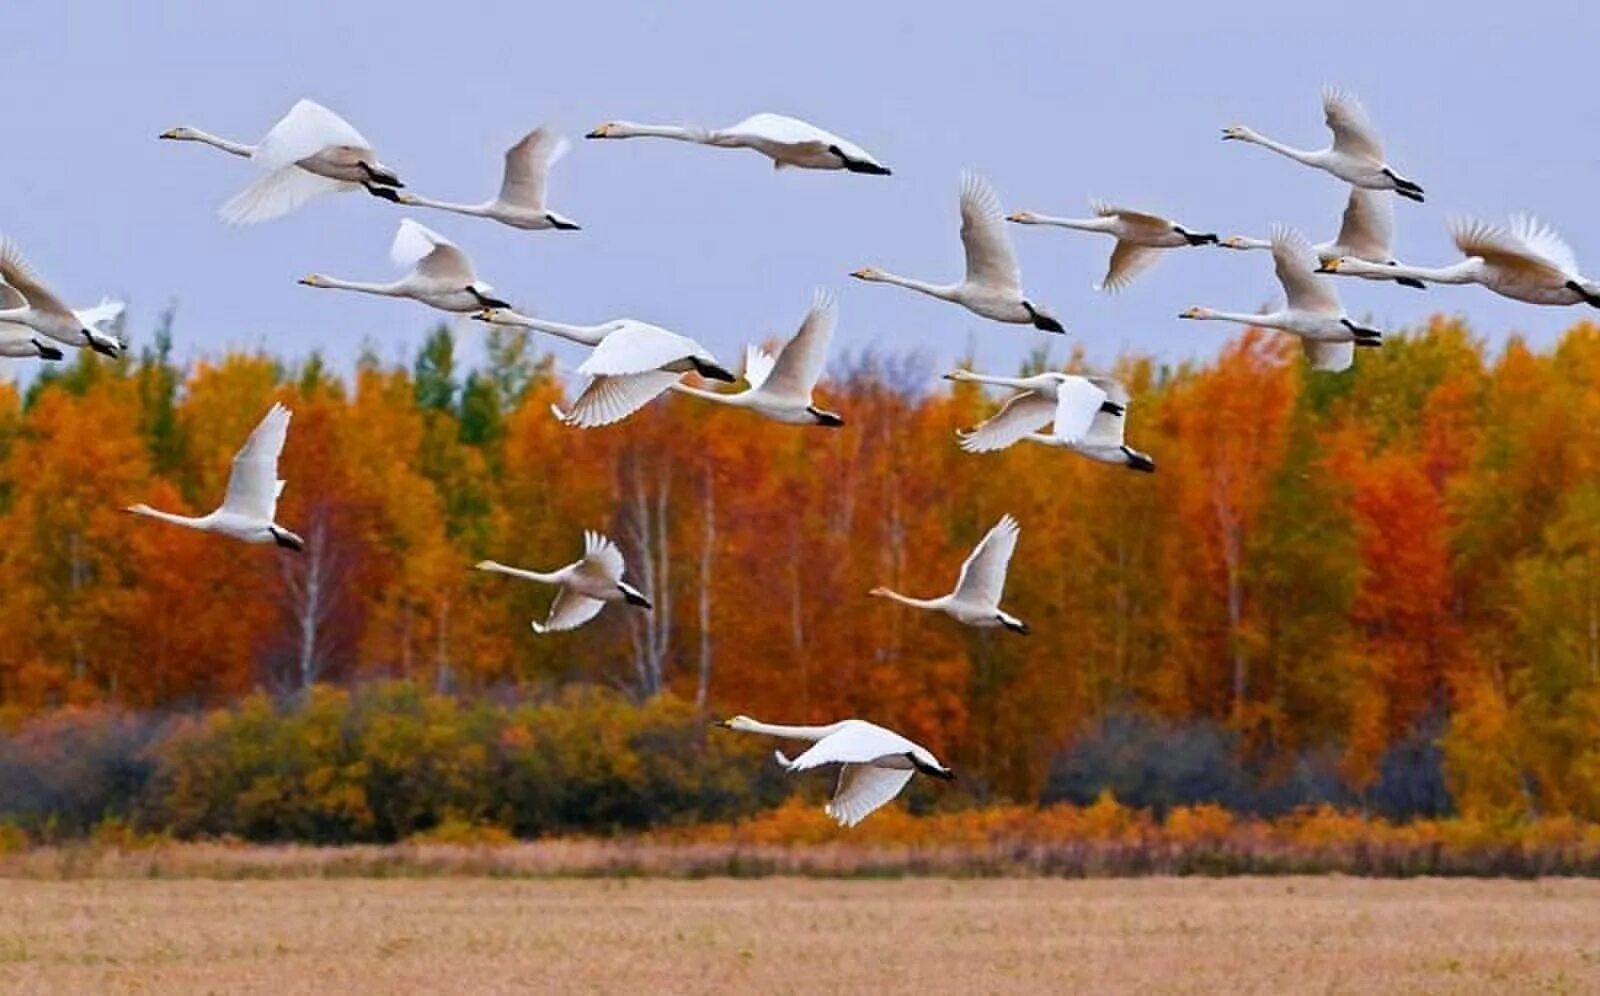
[[696, 460, 715, 711]]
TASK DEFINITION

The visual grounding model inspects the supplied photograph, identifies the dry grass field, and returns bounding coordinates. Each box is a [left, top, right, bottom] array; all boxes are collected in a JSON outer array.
[[0, 877, 1595, 994]]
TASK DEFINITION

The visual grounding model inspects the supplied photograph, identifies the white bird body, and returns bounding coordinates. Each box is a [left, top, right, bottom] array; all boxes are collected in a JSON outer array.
[[475, 309, 736, 428], [1223, 89, 1423, 202], [716, 716, 953, 827], [126, 404, 303, 549], [161, 99, 405, 224], [398, 126, 580, 230], [1321, 214, 1600, 308], [588, 112, 890, 174], [951, 371, 1155, 471], [1181, 228, 1383, 372], [1222, 187, 1425, 289], [0, 242, 125, 357], [854, 173, 1064, 331], [300, 219, 508, 314], [1008, 201, 1218, 291], [871, 514, 1029, 633], [476, 531, 650, 633], [670, 290, 843, 426]]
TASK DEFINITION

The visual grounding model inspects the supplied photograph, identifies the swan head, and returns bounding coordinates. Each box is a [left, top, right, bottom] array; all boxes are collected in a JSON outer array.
[[1316, 257, 1347, 274], [716, 715, 759, 731], [298, 274, 330, 288], [943, 368, 975, 382], [1006, 211, 1040, 225], [1219, 236, 1254, 251], [586, 122, 623, 139], [1178, 306, 1215, 320], [849, 267, 885, 283], [1220, 125, 1255, 142], [159, 126, 198, 141]]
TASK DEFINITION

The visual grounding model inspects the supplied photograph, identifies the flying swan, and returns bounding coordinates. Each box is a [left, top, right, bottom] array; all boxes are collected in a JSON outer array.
[[669, 289, 844, 426], [870, 513, 1029, 633], [1223, 88, 1424, 202], [951, 370, 1154, 471], [853, 172, 1065, 332], [1008, 201, 1218, 291], [1180, 227, 1384, 373], [474, 308, 735, 428], [587, 112, 890, 174], [396, 126, 580, 230], [716, 716, 953, 827], [125, 403, 304, 550], [0, 240, 125, 357], [476, 531, 651, 633], [1319, 214, 1600, 308], [160, 98, 405, 224], [1221, 186, 1425, 289], [299, 219, 510, 313], [1017, 379, 1155, 471]]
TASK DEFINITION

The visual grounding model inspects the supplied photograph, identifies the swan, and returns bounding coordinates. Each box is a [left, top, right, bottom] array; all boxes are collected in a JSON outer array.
[[1179, 227, 1384, 373], [716, 716, 953, 827], [476, 531, 651, 633], [299, 219, 510, 313], [853, 172, 1064, 332], [870, 513, 1029, 633], [125, 403, 304, 550], [587, 112, 890, 174], [1221, 186, 1425, 289], [0, 241, 125, 357], [473, 308, 735, 428], [1319, 214, 1600, 308], [1222, 88, 1424, 202], [1007, 201, 1218, 291], [160, 98, 405, 224], [396, 126, 580, 231], [668, 289, 843, 426], [1017, 379, 1156, 472]]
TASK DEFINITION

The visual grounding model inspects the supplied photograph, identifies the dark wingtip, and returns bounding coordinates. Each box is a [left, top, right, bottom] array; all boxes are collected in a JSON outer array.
[[1032, 315, 1066, 335], [623, 588, 653, 609], [696, 360, 738, 383]]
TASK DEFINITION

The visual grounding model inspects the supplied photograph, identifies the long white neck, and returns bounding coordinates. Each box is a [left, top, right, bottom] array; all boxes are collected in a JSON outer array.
[[1343, 258, 1479, 285], [871, 587, 947, 610], [669, 382, 749, 407], [312, 276, 407, 298], [401, 193, 493, 218], [1222, 236, 1273, 252], [866, 271, 960, 302], [1194, 309, 1292, 330], [608, 122, 713, 144], [127, 504, 212, 531], [491, 314, 610, 346], [1023, 214, 1117, 233], [737, 719, 847, 741], [1236, 129, 1321, 167], [476, 560, 561, 584], [171, 129, 255, 158], [949, 371, 1032, 391]]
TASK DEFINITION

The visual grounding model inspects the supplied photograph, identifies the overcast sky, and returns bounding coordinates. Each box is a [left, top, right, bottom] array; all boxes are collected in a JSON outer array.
[[4, 0, 1596, 383]]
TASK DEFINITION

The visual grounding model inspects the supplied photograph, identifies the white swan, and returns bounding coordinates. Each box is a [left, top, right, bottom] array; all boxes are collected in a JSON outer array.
[[299, 219, 510, 314], [1221, 186, 1425, 289], [1008, 201, 1218, 291], [716, 716, 953, 827], [1179, 227, 1384, 373], [587, 112, 890, 174], [160, 99, 404, 224], [125, 403, 304, 550], [476, 531, 651, 633], [1223, 88, 1424, 202], [853, 172, 1064, 332], [474, 308, 735, 428], [0, 241, 125, 357], [397, 126, 580, 231], [1319, 214, 1600, 308], [870, 513, 1028, 633], [1018, 379, 1155, 472], [669, 289, 843, 426]]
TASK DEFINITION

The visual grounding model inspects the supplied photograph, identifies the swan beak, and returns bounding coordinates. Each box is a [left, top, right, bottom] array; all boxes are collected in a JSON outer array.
[[297, 275, 318, 287], [1005, 211, 1031, 224], [849, 268, 874, 280], [1317, 259, 1341, 274], [712, 718, 732, 728], [472, 309, 498, 323], [586, 123, 612, 139], [158, 128, 179, 140]]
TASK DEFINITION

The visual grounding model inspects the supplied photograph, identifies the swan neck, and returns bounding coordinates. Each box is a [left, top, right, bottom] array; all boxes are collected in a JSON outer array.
[[1243, 131, 1317, 164], [671, 382, 738, 404], [1033, 215, 1114, 232], [875, 272, 958, 301], [404, 194, 490, 216], [613, 123, 711, 143], [128, 505, 210, 530], [180, 129, 254, 158], [741, 720, 845, 741], [512, 316, 606, 345], [316, 277, 403, 297], [875, 587, 944, 610], [477, 561, 560, 584]]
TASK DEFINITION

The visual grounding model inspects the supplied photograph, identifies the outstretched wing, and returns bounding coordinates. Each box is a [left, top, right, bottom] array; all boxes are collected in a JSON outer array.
[[758, 288, 836, 402], [0, 239, 73, 318], [221, 403, 291, 520], [1322, 88, 1384, 162], [579, 323, 703, 377], [74, 298, 125, 330], [556, 370, 683, 428], [1091, 200, 1173, 236], [959, 171, 1022, 294], [1302, 339, 1355, 373], [532, 589, 606, 634], [390, 218, 477, 286], [1272, 227, 1342, 315], [1050, 376, 1109, 444], [1098, 240, 1160, 293], [254, 99, 372, 170], [1452, 216, 1575, 280], [1082, 378, 1130, 445], [498, 126, 570, 210], [1334, 187, 1394, 260], [742, 345, 776, 391], [581, 530, 626, 583], [952, 513, 1019, 607], [220, 167, 348, 225], [828, 765, 915, 828], [957, 391, 1056, 453]]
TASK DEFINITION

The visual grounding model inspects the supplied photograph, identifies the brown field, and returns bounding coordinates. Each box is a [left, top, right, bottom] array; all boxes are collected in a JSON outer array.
[[0, 877, 1596, 994]]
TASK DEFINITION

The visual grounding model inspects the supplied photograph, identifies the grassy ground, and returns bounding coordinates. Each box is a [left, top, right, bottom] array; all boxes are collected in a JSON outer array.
[[0, 877, 1595, 994]]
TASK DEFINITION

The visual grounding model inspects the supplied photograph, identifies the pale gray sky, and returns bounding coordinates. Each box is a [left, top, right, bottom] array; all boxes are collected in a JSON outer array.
[[3, 0, 1595, 380]]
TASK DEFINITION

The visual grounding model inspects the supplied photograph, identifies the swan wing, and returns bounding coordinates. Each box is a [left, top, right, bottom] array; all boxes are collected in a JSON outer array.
[[1098, 241, 1161, 293], [1334, 187, 1394, 260], [499, 126, 569, 210], [827, 765, 916, 828], [959, 171, 1022, 294], [74, 298, 125, 331], [725, 113, 832, 144], [1322, 88, 1384, 162], [556, 370, 683, 428], [532, 588, 606, 634], [957, 391, 1056, 453], [1452, 216, 1573, 280], [221, 403, 291, 520], [759, 288, 835, 402], [743, 345, 776, 392], [1272, 227, 1341, 315], [254, 99, 372, 170], [1051, 376, 1109, 445], [581, 530, 626, 583], [578, 323, 702, 377], [782, 721, 915, 770], [390, 219, 477, 286], [1302, 339, 1354, 373], [220, 166, 348, 225], [1081, 379, 1131, 446], [1506, 215, 1580, 275], [0, 239, 73, 318], [952, 513, 1019, 607], [1091, 201, 1173, 236]]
